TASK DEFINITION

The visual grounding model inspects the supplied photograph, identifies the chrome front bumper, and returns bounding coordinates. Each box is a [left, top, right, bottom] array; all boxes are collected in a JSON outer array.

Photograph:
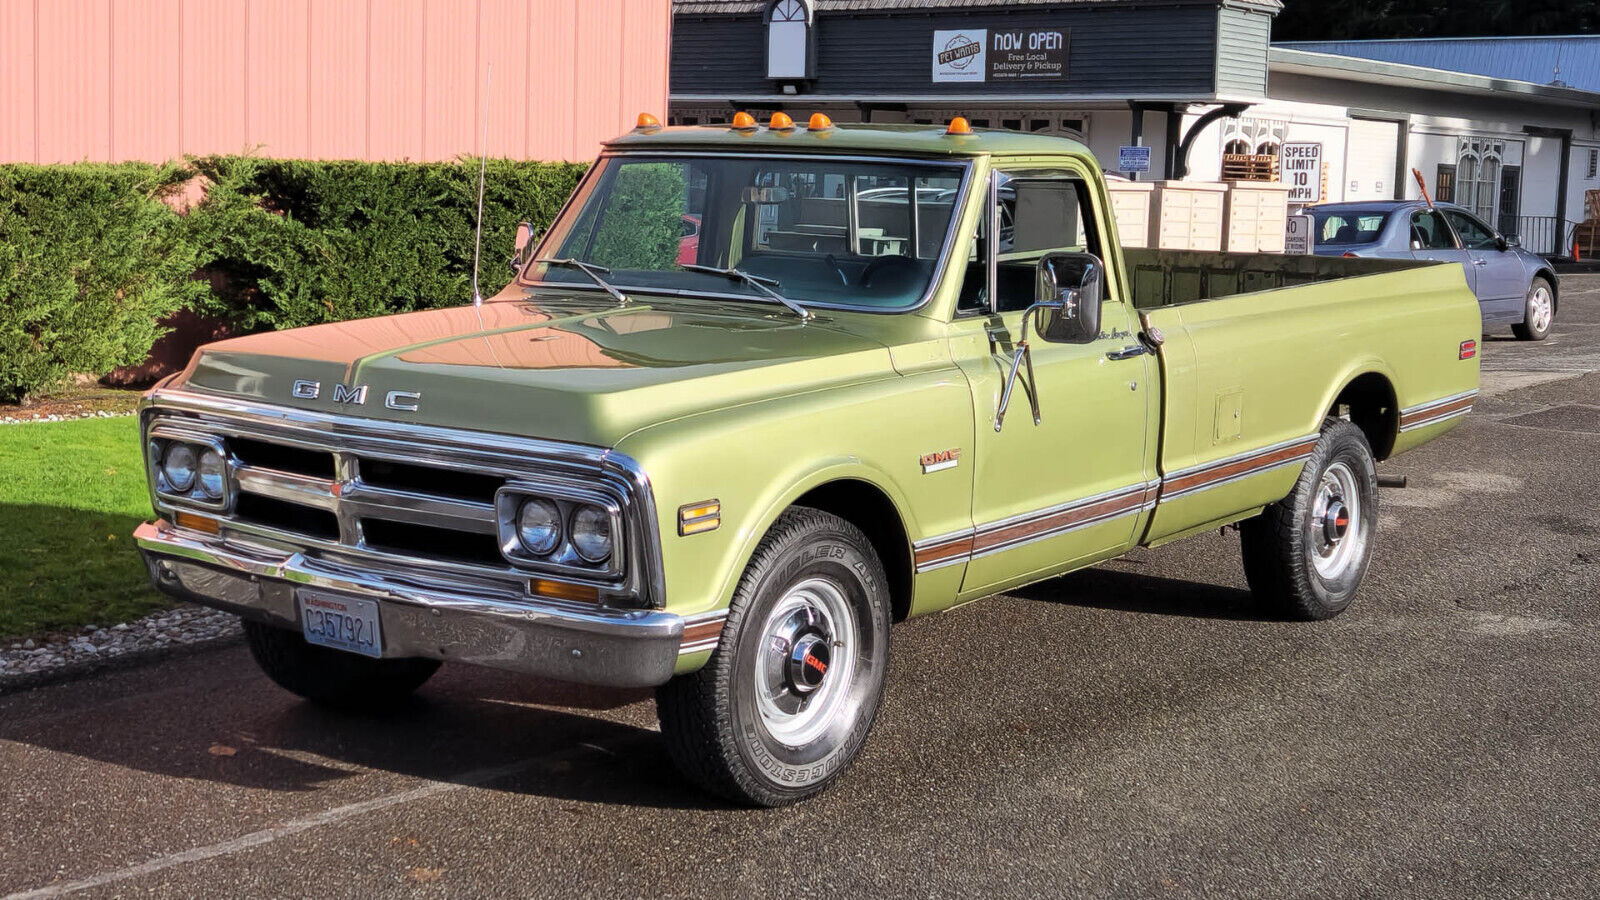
[[135, 520, 687, 687]]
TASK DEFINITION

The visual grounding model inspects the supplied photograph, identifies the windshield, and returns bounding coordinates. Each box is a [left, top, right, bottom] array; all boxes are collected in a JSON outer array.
[[1313, 209, 1390, 245], [523, 154, 969, 311]]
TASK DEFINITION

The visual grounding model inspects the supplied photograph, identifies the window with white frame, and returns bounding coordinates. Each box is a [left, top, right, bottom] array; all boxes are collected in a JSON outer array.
[[906, 108, 1089, 142], [1456, 138, 1504, 222], [766, 0, 811, 80], [1588, 147, 1598, 180]]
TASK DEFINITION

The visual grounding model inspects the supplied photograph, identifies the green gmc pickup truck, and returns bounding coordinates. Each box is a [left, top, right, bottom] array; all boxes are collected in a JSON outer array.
[[135, 115, 1480, 806]]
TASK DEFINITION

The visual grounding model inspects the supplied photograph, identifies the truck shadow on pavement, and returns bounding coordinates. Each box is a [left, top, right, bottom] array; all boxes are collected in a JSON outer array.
[[0, 647, 733, 810], [1014, 564, 1273, 621]]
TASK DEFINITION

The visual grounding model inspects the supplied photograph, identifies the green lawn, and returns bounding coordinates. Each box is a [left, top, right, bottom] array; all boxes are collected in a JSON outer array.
[[0, 417, 168, 640]]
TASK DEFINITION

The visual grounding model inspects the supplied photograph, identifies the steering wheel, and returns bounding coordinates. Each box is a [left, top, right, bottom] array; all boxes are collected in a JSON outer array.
[[824, 254, 850, 285], [860, 255, 918, 288]]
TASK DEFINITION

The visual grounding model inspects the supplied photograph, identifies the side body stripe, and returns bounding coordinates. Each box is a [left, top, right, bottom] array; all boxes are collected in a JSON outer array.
[[1398, 389, 1477, 432]]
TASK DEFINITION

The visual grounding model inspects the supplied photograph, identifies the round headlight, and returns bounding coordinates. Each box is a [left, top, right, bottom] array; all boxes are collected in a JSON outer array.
[[516, 498, 562, 556], [197, 449, 227, 500], [570, 504, 613, 563], [162, 443, 197, 492]]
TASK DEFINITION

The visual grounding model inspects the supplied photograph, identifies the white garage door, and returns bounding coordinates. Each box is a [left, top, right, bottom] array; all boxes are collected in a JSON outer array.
[[1345, 119, 1400, 202]]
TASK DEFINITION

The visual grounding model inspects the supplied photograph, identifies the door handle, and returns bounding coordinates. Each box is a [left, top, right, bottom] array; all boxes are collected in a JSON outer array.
[[1473, 259, 1488, 266], [1106, 345, 1149, 361]]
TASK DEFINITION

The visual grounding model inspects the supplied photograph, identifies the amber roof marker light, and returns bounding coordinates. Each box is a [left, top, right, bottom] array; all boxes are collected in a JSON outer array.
[[808, 112, 833, 131], [945, 116, 973, 135], [731, 111, 758, 131], [635, 112, 662, 132], [768, 111, 796, 131]]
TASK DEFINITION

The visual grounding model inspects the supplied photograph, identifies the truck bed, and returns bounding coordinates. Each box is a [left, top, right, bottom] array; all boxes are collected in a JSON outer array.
[[1124, 248, 1428, 309], [1131, 250, 1481, 545]]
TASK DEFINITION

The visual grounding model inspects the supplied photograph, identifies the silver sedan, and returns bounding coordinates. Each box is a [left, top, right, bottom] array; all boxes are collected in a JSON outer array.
[[1311, 201, 1559, 340]]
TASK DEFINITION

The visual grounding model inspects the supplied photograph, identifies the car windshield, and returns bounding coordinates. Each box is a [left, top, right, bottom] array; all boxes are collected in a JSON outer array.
[[1313, 209, 1390, 245], [523, 154, 969, 311]]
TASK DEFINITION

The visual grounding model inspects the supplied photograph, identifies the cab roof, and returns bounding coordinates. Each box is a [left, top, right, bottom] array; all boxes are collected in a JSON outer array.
[[604, 122, 1092, 159]]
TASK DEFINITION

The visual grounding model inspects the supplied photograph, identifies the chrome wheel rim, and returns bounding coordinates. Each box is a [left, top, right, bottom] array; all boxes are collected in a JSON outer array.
[[754, 577, 857, 747], [1310, 461, 1363, 579], [1530, 287, 1554, 333]]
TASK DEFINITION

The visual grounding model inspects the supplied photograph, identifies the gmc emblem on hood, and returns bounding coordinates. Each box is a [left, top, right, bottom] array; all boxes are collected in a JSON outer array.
[[291, 380, 421, 412]]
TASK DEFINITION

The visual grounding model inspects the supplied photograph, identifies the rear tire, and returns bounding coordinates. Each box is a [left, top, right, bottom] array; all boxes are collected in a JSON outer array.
[[655, 507, 891, 807], [1512, 277, 1555, 341], [243, 620, 440, 710], [1240, 418, 1378, 620]]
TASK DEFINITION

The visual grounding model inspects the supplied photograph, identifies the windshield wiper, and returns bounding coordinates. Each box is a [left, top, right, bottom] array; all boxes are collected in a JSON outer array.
[[681, 264, 812, 321], [536, 258, 629, 306]]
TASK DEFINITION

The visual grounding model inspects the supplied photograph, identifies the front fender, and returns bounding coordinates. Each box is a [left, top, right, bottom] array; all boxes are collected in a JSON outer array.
[[614, 367, 975, 620]]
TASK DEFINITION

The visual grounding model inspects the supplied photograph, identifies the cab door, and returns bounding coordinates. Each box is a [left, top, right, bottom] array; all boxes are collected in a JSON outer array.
[[953, 167, 1158, 596], [1409, 208, 1476, 297], [1444, 208, 1525, 322]]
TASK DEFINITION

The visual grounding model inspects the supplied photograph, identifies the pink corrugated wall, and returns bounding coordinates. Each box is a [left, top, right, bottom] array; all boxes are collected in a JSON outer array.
[[0, 0, 670, 163]]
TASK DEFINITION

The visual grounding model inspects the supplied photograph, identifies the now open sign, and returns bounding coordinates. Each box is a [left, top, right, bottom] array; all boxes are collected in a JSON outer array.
[[1280, 142, 1322, 203]]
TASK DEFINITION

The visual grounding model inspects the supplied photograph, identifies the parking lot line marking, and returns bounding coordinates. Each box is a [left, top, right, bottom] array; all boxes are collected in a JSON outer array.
[[3, 759, 537, 899]]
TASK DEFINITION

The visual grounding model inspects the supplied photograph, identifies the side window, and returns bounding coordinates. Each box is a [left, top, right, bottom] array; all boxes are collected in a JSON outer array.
[[994, 174, 1097, 313], [1410, 211, 1456, 250], [1444, 210, 1498, 251]]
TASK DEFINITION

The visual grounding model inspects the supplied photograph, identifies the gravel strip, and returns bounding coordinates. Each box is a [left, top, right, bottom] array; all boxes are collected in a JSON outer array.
[[0, 605, 243, 693], [1, 410, 136, 425]]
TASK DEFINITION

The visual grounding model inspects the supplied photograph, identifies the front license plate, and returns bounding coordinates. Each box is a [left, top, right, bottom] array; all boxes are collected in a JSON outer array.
[[298, 591, 383, 658]]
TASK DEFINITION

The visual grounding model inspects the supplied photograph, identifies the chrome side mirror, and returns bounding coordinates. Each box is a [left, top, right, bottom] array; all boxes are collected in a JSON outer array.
[[994, 252, 1106, 431], [1034, 251, 1104, 344], [511, 221, 537, 271]]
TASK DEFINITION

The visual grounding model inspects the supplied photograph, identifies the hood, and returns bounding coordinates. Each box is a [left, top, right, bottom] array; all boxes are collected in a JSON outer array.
[[173, 291, 899, 447]]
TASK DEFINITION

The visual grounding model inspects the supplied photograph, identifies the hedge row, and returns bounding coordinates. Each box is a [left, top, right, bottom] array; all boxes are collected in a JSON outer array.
[[0, 157, 588, 401]]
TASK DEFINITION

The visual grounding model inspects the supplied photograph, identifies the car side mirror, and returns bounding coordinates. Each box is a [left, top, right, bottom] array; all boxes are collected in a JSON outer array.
[[1497, 235, 1516, 251], [1034, 251, 1104, 344], [511, 221, 537, 271]]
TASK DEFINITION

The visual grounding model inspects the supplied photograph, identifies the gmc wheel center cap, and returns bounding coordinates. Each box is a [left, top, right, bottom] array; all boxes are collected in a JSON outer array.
[[788, 635, 831, 694], [1322, 500, 1350, 543]]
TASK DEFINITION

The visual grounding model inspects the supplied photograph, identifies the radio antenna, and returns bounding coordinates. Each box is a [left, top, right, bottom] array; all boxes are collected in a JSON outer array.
[[471, 63, 493, 307]]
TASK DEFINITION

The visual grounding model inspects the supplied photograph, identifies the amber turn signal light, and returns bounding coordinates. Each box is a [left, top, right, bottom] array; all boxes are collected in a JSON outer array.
[[807, 112, 833, 131], [678, 500, 722, 536], [635, 112, 661, 130], [731, 111, 757, 130], [529, 578, 601, 604], [946, 116, 973, 135], [174, 511, 220, 535], [768, 111, 795, 130]]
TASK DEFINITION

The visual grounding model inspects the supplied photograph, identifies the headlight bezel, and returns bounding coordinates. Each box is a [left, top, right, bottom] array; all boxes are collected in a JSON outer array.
[[494, 481, 625, 578], [146, 429, 234, 514]]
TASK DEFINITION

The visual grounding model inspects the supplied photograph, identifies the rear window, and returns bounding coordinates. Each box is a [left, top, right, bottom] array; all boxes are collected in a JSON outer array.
[[1313, 211, 1389, 245]]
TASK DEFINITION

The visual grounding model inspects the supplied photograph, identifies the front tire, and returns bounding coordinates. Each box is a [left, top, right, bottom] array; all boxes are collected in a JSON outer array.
[[243, 620, 440, 710], [656, 507, 891, 807], [1513, 276, 1555, 341], [1240, 418, 1378, 620]]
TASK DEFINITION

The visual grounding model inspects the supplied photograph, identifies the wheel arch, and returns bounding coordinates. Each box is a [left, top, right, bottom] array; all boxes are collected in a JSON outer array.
[[1326, 368, 1400, 461], [1533, 268, 1559, 311], [719, 464, 918, 624]]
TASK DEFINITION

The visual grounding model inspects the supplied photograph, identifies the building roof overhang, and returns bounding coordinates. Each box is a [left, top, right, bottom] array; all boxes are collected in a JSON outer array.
[[1269, 47, 1600, 111], [675, 0, 1282, 13]]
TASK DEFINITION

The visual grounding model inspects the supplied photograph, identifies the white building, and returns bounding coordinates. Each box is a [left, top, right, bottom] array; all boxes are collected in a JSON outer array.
[[670, 2, 1600, 254]]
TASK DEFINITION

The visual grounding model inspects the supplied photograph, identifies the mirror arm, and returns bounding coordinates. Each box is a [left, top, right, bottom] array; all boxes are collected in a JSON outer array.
[[993, 300, 1060, 431]]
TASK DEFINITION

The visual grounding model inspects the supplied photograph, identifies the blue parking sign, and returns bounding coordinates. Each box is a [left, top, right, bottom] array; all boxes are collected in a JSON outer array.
[[1118, 145, 1151, 173]]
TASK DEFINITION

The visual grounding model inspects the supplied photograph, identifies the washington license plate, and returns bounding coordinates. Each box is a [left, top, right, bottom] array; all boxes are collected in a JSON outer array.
[[298, 591, 383, 658]]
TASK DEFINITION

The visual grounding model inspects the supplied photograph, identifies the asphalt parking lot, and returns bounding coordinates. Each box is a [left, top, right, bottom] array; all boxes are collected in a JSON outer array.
[[3, 278, 1599, 899]]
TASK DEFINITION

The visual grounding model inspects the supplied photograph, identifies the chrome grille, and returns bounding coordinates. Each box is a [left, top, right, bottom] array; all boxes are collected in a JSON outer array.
[[140, 392, 665, 608]]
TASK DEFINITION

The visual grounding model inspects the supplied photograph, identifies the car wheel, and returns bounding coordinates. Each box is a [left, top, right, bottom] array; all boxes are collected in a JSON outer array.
[[243, 620, 440, 710], [655, 507, 891, 807], [1513, 277, 1555, 341], [1240, 417, 1378, 620]]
